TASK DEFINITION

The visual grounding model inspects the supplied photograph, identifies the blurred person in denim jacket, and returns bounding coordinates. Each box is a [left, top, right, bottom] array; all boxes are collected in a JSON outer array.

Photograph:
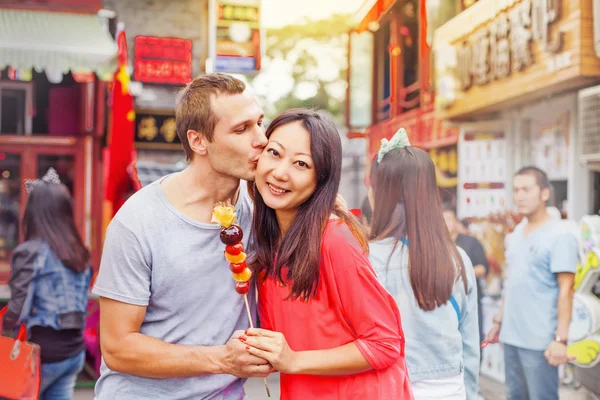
[[2, 170, 92, 400], [367, 129, 480, 400]]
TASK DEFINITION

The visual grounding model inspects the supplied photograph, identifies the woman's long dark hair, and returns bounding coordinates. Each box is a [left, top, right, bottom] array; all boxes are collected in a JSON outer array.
[[370, 146, 466, 311], [23, 182, 90, 273], [251, 109, 368, 301]]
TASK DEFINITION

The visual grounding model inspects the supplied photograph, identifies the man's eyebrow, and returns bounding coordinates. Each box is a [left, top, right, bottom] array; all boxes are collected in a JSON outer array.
[[231, 114, 264, 128]]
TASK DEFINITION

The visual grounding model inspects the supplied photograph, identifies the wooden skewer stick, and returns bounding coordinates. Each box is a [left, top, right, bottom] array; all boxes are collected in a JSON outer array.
[[244, 294, 271, 398]]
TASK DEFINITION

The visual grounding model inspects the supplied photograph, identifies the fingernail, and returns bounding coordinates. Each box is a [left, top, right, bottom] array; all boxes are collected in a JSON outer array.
[[245, 329, 248, 335], [239, 336, 247, 342], [246, 346, 250, 350]]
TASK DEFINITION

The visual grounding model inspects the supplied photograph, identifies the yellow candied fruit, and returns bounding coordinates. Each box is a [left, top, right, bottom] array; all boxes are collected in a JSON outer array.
[[232, 268, 252, 283], [211, 201, 237, 228], [225, 251, 246, 264]]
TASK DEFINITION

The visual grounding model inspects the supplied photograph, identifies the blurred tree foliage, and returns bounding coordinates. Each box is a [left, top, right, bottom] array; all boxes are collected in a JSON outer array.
[[252, 14, 354, 123]]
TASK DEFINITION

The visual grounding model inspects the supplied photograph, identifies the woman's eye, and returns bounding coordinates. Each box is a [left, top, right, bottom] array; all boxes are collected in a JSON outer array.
[[296, 161, 308, 168], [267, 148, 279, 157]]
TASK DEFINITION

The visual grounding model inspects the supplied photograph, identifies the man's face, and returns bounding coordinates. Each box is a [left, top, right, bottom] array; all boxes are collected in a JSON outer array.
[[513, 174, 549, 217], [205, 90, 267, 181], [443, 210, 457, 236]]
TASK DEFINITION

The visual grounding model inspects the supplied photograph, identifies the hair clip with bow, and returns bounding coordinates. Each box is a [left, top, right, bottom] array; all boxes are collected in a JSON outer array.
[[377, 128, 411, 163]]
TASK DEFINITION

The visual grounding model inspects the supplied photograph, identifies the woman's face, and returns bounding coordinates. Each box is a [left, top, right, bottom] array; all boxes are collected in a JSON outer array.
[[256, 121, 317, 213]]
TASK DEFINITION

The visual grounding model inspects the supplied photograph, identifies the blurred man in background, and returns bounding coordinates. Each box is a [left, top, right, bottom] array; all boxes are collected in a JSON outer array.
[[486, 166, 578, 399]]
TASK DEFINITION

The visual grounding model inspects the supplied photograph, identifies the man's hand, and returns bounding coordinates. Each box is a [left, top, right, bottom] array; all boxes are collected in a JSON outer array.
[[220, 330, 272, 378], [544, 341, 577, 366], [486, 321, 501, 344]]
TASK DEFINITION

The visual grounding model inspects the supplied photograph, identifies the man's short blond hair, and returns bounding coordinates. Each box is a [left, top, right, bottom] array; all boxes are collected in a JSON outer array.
[[176, 73, 246, 161]]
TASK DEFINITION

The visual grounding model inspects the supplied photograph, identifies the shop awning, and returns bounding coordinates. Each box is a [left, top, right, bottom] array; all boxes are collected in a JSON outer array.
[[0, 9, 117, 80]]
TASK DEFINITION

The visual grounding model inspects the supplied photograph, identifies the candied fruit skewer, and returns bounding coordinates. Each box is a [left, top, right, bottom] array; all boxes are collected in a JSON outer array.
[[212, 202, 271, 398]]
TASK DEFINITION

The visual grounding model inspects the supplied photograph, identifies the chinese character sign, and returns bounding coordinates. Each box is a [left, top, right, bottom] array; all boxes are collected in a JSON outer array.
[[215, 0, 262, 73], [455, 0, 562, 91], [134, 36, 193, 85], [135, 112, 180, 147]]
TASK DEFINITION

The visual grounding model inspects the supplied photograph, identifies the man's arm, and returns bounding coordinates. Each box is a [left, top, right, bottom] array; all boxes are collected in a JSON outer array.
[[473, 265, 487, 278], [99, 297, 270, 379], [544, 272, 576, 366], [469, 237, 489, 279], [555, 272, 574, 341], [545, 231, 579, 366]]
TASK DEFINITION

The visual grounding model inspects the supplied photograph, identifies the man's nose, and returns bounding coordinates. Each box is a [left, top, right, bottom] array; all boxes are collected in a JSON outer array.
[[253, 126, 268, 148]]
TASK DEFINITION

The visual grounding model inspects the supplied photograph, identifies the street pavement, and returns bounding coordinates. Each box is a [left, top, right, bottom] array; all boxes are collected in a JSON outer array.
[[75, 373, 595, 399]]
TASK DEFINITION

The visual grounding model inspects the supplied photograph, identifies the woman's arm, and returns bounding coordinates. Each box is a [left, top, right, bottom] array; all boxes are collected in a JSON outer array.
[[458, 249, 481, 400], [245, 224, 404, 375], [244, 328, 370, 375], [3, 244, 38, 332]]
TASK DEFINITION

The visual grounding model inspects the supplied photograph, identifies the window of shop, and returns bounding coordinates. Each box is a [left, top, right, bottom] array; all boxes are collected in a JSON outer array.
[[0, 81, 32, 135], [426, 0, 459, 91], [521, 101, 572, 216], [374, 20, 391, 123], [0, 152, 21, 281]]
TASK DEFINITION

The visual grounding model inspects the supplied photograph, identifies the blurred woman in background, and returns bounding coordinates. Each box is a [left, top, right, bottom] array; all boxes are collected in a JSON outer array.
[[3, 169, 92, 400], [368, 129, 480, 400]]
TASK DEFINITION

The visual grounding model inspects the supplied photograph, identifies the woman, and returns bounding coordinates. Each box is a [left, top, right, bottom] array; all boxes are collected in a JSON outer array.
[[367, 129, 479, 400], [242, 109, 413, 399], [3, 169, 92, 400]]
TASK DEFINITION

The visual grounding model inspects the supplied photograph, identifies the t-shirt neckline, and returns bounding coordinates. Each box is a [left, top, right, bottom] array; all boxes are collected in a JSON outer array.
[[153, 173, 247, 229]]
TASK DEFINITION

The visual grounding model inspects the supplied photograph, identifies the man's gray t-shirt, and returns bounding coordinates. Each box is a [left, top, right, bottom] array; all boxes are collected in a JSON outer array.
[[92, 177, 255, 400]]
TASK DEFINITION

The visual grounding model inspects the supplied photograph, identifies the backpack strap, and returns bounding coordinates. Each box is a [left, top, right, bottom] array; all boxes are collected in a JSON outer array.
[[449, 295, 461, 322]]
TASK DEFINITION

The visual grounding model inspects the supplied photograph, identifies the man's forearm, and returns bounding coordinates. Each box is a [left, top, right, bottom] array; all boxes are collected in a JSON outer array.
[[474, 265, 487, 278], [102, 332, 225, 379], [556, 287, 574, 339]]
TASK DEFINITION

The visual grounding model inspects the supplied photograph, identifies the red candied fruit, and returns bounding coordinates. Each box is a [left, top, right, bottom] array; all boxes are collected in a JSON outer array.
[[230, 262, 247, 274], [235, 281, 250, 294], [226, 243, 244, 256]]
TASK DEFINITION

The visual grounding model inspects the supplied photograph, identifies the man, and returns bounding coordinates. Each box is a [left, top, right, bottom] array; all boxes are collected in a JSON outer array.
[[92, 73, 271, 399], [486, 166, 578, 400], [443, 204, 489, 345]]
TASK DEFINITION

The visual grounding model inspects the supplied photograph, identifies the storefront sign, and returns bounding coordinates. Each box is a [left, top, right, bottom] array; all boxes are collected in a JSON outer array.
[[135, 110, 181, 149], [215, 0, 262, 73], [433, 0, 600, 119], [457, 0, 563, 91], [134, 36, 193, 85], [457, 129, 508, 218]]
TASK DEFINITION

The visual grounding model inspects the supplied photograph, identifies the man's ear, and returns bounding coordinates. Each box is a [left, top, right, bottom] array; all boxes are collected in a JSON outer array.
[[541, 186, 551, 203], [187, 129, 208, 156]]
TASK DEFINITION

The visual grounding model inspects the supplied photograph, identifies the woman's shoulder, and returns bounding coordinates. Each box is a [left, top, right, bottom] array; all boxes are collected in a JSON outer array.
[[320, 220, 369, 269], [322, 219, 362, 250], [11, 239, 45, 268]]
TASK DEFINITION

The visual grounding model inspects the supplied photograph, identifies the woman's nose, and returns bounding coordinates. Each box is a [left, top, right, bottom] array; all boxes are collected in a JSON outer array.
[[271, 162, 288, 181]]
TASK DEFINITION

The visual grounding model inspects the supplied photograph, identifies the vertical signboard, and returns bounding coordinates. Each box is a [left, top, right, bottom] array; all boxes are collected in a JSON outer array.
[[213, 0, 262, 73]]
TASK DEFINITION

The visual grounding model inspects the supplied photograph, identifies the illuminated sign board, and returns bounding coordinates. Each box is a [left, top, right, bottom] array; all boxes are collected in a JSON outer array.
[[134, 36, 192, 85]]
